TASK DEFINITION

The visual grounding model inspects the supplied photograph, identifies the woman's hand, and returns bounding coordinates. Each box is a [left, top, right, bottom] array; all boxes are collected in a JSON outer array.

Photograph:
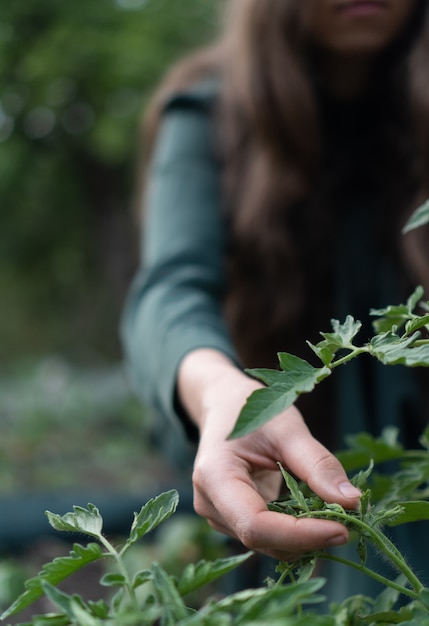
[[178, 349, 361, 561]]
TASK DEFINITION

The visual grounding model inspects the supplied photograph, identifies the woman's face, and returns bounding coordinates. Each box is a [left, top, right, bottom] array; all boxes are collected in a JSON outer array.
[[305, 0, 417, 56]]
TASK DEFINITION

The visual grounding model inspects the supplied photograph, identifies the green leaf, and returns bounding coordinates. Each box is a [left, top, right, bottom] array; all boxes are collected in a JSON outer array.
[[317, 316, 362, 351], [369, 330, 429, 367], [68, 600, 104, 626], [419, 588, 429, 611], [46, 504, 103, 539], [402, 198, 429, 233], [126, 489, 179, 547], [100, 573, 127, 587], [307, 341, 336, 366], [358, 488, 372, 516], [230, 356, 330, 439], [177, 552, 253, 597], [150, 561, 188, 624], [278, 464, 309, 511], [41, 582, 101, 625], [132, 569, 152, 590], [405, 314, 429, 335], [41, 581, 79, 620], [373, 573, 408, 612], [31, 616, 71, 626], [215, 578, 326, 616], [87, 600, 110, 619], [295, 557, 318, 583], [361, 609, 410, 624], [0, 543, 104, 620], [370, 286, 425, 333], [385, 501, 429, 526], [336, 428, 404, 471]]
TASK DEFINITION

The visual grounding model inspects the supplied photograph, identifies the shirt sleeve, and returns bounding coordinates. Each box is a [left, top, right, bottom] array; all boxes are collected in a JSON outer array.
[[121, 96, 239, 438]]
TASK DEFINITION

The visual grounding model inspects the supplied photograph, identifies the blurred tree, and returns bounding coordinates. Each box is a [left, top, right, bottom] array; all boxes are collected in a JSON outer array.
[[0, 0, 218, 366]]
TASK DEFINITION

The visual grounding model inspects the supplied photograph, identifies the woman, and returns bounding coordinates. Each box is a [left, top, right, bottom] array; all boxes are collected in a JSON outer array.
[[122, 0, 429, 600]]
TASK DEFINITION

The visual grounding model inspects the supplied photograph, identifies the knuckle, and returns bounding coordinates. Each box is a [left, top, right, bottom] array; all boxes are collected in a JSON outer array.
[[310, 451, 340, 474], [236, 520, 260, 550], [235, 514, 272, 551]]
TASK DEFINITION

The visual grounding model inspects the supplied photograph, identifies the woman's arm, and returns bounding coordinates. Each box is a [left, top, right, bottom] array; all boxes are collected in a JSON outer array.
[[123, 96, 360, 560], [178, 348, 361, 561], [122, 98, 237, 433]]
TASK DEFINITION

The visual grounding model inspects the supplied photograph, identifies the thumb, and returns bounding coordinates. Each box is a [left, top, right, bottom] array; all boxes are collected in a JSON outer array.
[[276, 422, 361, 508]]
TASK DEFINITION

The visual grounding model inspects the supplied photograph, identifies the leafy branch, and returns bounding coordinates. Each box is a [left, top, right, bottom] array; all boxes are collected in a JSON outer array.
[[230, 286, 429, 438]]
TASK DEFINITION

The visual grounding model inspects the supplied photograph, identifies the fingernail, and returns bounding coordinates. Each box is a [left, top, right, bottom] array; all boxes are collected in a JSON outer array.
[[325, 534, 348, 548], [339, 481, 362, 498]]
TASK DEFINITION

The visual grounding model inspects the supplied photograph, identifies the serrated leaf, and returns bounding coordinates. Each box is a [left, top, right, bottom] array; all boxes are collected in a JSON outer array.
[[385, 501, 429, 526], [0, 543, 104, 620], [46, 504, 103, 539], [126, 490, 179, 547], [307, 341, 335, 366], [405, 314, 429, 335], [177, 552, 253, 597], [230, 357, 330, 439], [402, 198, 429, 233], [370, 287, 425, 333], [352, 462, 374, 490], [228, 386, 299, 439], [317, 316, 362, 351], [370, 330, 429, 366], [296, 557, 318, 582]]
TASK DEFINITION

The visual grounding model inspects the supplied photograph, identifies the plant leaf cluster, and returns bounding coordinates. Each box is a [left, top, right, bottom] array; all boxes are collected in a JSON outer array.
[[2, 469, 429, 625], [0, 491, 335, 626], [230, 287, 429, 438]]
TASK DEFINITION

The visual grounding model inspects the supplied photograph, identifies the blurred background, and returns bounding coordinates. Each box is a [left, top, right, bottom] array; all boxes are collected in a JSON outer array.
[[0, 0, 222, 612]]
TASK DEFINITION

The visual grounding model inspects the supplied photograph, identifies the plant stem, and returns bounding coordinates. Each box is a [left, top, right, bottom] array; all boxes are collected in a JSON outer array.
[[330, 347, 368, 369], [299, 510, 424, 593], [319, 553, 420, 601], [98, 535, 139, 609]]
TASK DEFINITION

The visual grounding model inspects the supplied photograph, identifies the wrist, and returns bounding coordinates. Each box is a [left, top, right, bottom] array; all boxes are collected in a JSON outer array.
[[177, 348, 261, 434]]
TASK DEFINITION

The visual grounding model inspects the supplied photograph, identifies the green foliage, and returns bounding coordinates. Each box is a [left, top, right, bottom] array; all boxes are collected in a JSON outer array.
[[231, 286, 429, 439], [0, 0, 218, 363], [2, 467, 429, 625]]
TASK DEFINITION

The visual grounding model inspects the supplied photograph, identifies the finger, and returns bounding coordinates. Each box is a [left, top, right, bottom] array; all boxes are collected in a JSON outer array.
[[194, 471, 349, 556], [268, 412, 361, 508], [280, 435, 361, 507]]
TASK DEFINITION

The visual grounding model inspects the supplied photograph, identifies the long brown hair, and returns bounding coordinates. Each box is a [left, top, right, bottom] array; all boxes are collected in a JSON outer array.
[[141, 0, 429, 371]]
